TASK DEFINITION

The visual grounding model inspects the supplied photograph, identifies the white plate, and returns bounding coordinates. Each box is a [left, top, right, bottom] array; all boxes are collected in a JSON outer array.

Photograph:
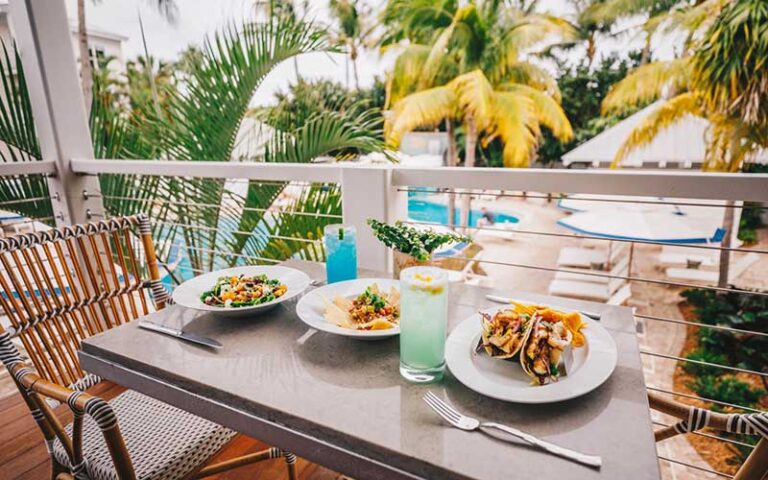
[[296, 278, 400, 340], [446, 306, 617, 403], [172, 266, 310, 318]]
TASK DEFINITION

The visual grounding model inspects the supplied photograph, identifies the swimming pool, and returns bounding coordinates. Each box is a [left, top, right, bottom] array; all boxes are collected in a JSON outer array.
[[408, 199, 519, 227]]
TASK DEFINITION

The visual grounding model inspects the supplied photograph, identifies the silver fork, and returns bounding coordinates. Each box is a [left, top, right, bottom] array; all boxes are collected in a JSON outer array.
[[423, 391, 602, 468]]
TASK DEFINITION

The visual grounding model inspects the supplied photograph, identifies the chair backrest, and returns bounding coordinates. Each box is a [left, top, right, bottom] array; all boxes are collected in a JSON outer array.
[[0, 214, 168, 390], [648, 392, 768, 480]]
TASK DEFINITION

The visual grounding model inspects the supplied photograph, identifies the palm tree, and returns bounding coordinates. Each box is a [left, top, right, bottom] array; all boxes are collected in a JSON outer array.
[[604, 0, 768, 286], [384, 1, 573, 227], [76, 0, 179, 113], [328, 0, 372, 90]]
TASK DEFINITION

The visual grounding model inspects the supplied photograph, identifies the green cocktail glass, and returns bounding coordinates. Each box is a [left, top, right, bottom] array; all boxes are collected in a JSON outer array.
[[399, 266, 449, 383]]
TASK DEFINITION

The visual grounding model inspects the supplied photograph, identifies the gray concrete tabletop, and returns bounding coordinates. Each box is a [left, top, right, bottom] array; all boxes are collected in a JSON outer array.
[[79, 260, 660, 480]]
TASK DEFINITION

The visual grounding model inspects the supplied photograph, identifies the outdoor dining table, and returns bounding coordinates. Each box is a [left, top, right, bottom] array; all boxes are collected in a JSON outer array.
[[78, 259, 661, 480]]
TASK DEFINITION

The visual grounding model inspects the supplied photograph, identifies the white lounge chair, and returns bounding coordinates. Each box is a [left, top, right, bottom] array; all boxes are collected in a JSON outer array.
[[475, 220, 519, 241], [607, 284, 632, 306], [554, 256, 630, 284], [446, 251, 485, 283], [548, 275, 627, 303], [665, 253, 759, 284], [658, 244, 719, 268], [557, 242, 627, 269]]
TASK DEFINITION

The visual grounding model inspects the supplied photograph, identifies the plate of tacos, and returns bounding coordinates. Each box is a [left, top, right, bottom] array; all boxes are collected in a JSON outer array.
[[445, 301, 617, 403]]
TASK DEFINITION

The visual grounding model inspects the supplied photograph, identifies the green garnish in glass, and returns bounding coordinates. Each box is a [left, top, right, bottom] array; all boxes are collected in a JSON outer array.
[[338, 227, 344, 240]]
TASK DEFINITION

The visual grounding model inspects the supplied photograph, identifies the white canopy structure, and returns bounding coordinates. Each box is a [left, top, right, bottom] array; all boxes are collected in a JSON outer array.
[[561, 101, 768, 168]]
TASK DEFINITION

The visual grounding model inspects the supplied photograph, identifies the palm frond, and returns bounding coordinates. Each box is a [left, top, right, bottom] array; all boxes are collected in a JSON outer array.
[[488, 90, 537, 168], [452, 70, 496, 132], [497, 61, 561, 102], [503, 84, 572, 142], [693, 0, 768, 126], [386, 85, 457, 146], [265, 107, 389, 163], [602, 58, 691, 115], [581, 0, 656, 25], [0, 41, 53, 224], [229, 105, 390, 264], [419, 9, 460, 89], [612, 92, 703, 167], [386, 44, 431, 107], [125, 18, 336, 271], [502, 13, 576, 54], [239, 183, 341, 263], [651, 0, 727, 37], [144, 19, 333, 162]]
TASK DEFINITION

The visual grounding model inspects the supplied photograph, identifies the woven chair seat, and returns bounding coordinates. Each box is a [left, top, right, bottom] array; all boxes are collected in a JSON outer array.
[[53, 389, 236, 480]]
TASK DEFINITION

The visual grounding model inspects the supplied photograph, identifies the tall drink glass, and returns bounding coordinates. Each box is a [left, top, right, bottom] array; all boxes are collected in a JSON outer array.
[[399, 266, 449, 383], [323, 224, 357, 283]]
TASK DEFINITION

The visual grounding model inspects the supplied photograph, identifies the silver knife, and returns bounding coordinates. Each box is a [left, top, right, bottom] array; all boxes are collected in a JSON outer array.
[[138, 320, 223, 349], [485, 294, 601, 321]]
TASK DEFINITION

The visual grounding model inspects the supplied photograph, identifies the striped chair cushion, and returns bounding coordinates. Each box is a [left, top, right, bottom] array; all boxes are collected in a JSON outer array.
[[53, 390, 236, 480]]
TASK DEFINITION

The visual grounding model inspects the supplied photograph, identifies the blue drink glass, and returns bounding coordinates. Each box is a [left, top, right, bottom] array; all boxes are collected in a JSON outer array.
[[323, 224, 357, 283]]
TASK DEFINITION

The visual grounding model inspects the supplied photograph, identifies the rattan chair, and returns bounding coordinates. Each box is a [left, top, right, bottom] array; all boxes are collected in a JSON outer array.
[[649, 392, 767, 480], [0, 214, 298, 480]]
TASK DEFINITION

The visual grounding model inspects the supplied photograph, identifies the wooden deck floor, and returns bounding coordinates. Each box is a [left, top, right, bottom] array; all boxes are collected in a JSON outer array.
[[0, 382, 343, 480]]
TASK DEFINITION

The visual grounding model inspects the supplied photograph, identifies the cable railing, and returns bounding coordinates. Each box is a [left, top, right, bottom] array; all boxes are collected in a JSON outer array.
[[404, 217, 768, 255], [397, 184, 766, 479], [99, 194, 343, 220], [658, 455, 734, 479], [398, 187, 768, 210], [2, 160, 766, 480]]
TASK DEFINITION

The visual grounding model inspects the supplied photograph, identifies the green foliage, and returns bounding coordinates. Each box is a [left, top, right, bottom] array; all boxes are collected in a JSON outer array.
[[257, 77, 386, 135], [682, 288, 768, 374], [0, 41, 53, 224], [688, 375, 765, 412], [693, 0, 768, 126], [683, 348, 729, 377], [737, 206, 762, 244], [537, 52, 643, 165], [682, 286, 767, 445], [367, 218, 469, 261], [737, 165, 767, 243]]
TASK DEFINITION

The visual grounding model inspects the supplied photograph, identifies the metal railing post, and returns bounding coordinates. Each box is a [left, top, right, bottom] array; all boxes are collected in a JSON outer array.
[[9, 0, 105, 226], [341, 165, 406, 272]]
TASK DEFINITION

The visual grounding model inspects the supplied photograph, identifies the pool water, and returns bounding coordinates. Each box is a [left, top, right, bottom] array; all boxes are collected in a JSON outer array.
[[408, 199, 519, 227]]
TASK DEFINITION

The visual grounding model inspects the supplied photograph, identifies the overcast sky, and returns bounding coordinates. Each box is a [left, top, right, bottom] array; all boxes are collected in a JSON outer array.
[[63, 0, 672, 106]]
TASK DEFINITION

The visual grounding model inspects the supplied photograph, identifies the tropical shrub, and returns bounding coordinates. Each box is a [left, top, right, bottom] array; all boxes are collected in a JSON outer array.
[[688, 375, 765, 412], [682, 288, 768, 374], [256, 77, 386, 139], [683, 348, 729, 378], [681, 287, 767, 437]]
